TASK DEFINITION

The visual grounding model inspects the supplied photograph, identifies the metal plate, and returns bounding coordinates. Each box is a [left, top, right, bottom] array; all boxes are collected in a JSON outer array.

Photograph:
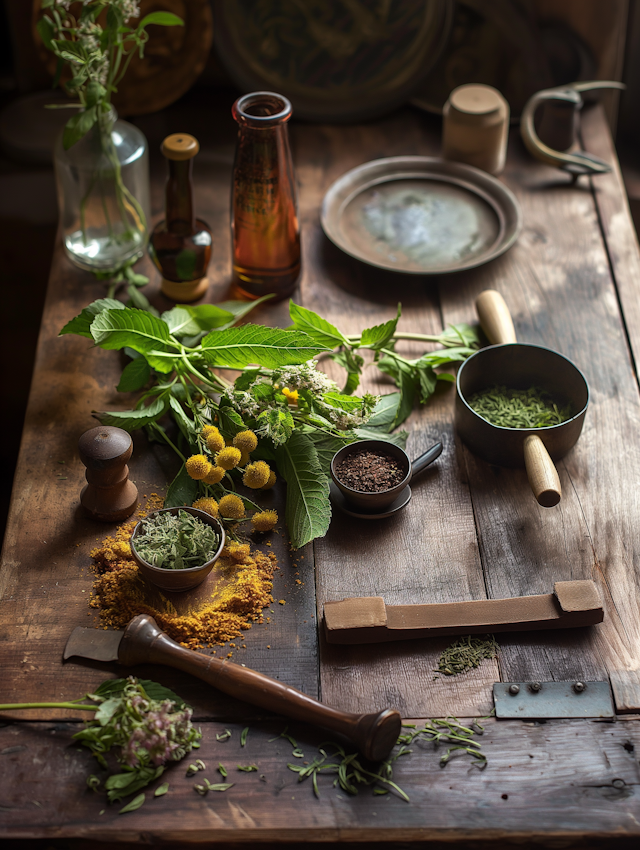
[[321, 156, 522, 274], [494, 682, 614, 719]]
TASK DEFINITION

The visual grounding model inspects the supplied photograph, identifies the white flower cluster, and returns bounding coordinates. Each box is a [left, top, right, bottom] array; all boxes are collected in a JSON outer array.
[[118, 0, 141, 21], [277, 361, 338, 394], [326, 408, 371, 430], [222, 388, 261, 418]]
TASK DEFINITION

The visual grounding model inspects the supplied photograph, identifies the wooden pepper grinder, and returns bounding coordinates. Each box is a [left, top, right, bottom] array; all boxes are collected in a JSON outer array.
[[78, 426, 138, 522]]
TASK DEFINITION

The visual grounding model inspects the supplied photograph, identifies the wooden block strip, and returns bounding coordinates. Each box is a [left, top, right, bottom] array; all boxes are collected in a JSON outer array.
[[324, 581, 603, 645]]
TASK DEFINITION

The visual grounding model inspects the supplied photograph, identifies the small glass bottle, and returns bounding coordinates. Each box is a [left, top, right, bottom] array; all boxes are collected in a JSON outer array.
[[149, 133, 212, 302], [231, 92, 301, 301], [54, 107, 149, 271]]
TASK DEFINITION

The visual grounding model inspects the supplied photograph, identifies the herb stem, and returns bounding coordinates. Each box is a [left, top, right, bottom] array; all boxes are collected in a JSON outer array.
[[0, 702, 97, 712], [148, 422, 186, 462]]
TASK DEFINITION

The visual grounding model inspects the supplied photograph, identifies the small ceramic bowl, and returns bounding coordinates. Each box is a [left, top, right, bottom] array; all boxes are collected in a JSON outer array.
[[330, 439, 442, 514], [130, 506, 225, 592]]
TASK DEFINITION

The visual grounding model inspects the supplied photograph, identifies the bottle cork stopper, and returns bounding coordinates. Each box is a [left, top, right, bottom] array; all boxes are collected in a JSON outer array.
[[449, 84, 503, 118], [161, 133, 200, 161]]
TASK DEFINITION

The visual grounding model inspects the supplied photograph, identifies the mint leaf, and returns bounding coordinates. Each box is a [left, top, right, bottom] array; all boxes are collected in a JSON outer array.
[[367, 393, 401, 432], [274, 431, 331, 549], [162, 305, 235, 337], [63, 106, 97, 150], [139, 11, 184, 27], [90, 308, 179, 373], [117, 358, 151, 392], [165, 463, 199, 509], [289, 302, 349, 348], [217, 404, 247, 438], [255, 406, 294, 446], [200, 325, 327, 369], [354, 426, 408, 448], [215, 294, 275, 328], [92, 679, 189, 708], [95, 395, 169, 431], [360, 304, 401, 350], [60, 298, 125, 338], [306, 432, 346, 475]]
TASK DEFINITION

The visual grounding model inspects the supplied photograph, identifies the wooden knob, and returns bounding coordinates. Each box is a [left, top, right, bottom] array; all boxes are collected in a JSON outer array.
[[476, 290, 517, 345], [161, 133, 199, 161], [78, 426, 138, 522], [523, 434, 561, 507]]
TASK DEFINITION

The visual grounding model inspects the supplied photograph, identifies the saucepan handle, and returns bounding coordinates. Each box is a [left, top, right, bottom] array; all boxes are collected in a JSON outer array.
[[524, 434, 562, 507], [410, 441, 443, 477], [476, 290, 517, 345]]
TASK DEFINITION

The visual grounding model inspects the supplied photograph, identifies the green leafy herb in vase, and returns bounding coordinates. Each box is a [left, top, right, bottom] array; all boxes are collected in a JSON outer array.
[[37, 1, 183, 274]]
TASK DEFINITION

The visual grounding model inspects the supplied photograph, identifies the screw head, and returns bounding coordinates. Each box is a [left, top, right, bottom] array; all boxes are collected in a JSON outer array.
[[612, 778, 625, 789], [529, 682, 542, 693], [508, 684, 520, 695], [573, 682, 586, 693]]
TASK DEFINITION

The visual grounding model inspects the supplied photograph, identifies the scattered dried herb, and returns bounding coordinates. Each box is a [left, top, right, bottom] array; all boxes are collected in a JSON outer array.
[[334, 450, 404, 492], [119, 792, 146, 814], [240, 727, 249, 747], [437, 635, 499, 676], [194, 780, 234, 795], [237, 765, 258, 772], [216, 730, 232, 742], [467, 385, 571, 429], [154, 783, 169, 797], [133, 510, 220, 570]]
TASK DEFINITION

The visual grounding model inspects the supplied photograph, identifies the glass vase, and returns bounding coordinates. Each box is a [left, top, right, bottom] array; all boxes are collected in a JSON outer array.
[[54, 107, 150, 272], [231, 92, 301, 300]]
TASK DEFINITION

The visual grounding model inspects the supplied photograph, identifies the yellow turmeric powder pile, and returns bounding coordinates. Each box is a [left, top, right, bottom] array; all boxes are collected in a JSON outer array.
[[88, 496, 277, 650]]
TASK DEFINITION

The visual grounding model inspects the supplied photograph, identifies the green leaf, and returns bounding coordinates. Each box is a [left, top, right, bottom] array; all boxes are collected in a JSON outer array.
[[360, 304, 402, 350], [126, 284, 158, 316], [367, 393, 401, 432], [306, 432, 347, 475], [417, 365, 437, 403], [90, 308, 179, 373], [200, 325, 327, 370], [255, 406, 294, 446], [217, 404, 247, 438], [155, 783, 169, 797], [215, 294, 275, 328], [289, 302, 349, 348], [92, 678, 189, 707], [162, 305, 235, 337], [119, 792, 145, 814], [322, 392, 370, 413], [354, 426, 408, 449], [169, 395, 197, 442], [60, 298, 125, 338], [328, 349, 363, 394], [63, 106, 97, 149], [85, 80, 106, 107], [94, 697, 120, 725], [36, 16, 55, 51], [117, 357, 151, 392], [95, 395, 169, 431], [139, 12, 184, 27], [164, 463, 199, 509], [273, 431, 331, 549]]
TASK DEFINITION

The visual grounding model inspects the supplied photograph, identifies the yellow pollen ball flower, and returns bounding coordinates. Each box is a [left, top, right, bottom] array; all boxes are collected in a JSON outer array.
[[260, 470, 277, 490], [282, 387, 299, 405], [238, 450, 251, 467], [233, 430, 258, 453], [223, 541, 252, 563], [243, 461, 271, 489], [252, 510, 278, 532], [206, 430, 226, 454], [203, 465, 226, 485], [218, 494, 246, 519], [200, 424, 219, 439], [192, 497, 219, 518], [185, 454, 212, 481], [216, 446, 242, 470]]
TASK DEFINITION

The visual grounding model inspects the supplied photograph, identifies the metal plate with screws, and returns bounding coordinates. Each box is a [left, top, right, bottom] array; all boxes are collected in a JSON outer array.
[[493, 682, 614, 718]]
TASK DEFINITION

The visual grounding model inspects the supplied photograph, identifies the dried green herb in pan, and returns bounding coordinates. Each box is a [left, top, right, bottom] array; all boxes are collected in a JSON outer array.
[[134, 510, 220, 570], [467, 385, 571, 429]]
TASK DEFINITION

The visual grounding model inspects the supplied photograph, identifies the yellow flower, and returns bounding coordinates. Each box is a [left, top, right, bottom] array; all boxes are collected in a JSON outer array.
[[238, 450, 251, 467], [185, 454, 211, 481], [260, 470, 277, 490], [200, 424, 218, 439], [233, 430, 258, 453], [206, 429, 225, 454], [223, 541, 251, 563], [251, 510, 278, 532], [218, 494, 245, 519], [192, 497, 219, 518], [203, 465, 226, 485], [242, 461, 271, 489], [216, 446, 242, 470], [282, 387, 299, 405]]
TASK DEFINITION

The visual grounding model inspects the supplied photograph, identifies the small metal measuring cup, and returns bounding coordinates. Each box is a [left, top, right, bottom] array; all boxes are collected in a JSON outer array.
[[330, 439, 443, 514], [455, 291, 589, 507]]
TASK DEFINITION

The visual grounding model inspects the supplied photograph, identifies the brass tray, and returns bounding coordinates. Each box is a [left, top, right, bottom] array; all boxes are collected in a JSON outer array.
[[321, 156, 522, 274]]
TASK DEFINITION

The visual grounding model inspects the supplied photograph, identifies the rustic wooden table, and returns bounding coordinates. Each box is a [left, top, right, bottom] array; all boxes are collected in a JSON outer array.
[[1, 95, 640, 848]]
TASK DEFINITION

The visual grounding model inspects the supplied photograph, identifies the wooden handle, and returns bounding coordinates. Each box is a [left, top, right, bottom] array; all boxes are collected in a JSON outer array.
[[524, 434, 561, 507], [118, 615, 401, 762], [476, 290, 517, 344]]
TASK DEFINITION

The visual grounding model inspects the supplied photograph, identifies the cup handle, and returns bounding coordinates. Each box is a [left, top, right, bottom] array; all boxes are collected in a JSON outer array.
[[410, 442, 443, 478], [524, 434, 561, 507], [476, 290, 517, 345]]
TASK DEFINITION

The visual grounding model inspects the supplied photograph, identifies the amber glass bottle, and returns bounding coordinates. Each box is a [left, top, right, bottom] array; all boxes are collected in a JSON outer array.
[[231, 92, 301, 301], [149, 133, 212, 302]]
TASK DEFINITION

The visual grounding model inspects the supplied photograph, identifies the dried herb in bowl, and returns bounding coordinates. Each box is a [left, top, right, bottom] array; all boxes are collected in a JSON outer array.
[[467, 385, 571, 429], [134, 510, 220, 570]]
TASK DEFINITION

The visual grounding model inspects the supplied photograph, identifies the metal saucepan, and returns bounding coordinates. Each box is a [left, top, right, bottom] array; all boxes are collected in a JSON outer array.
[[455, 290, 589, 507]]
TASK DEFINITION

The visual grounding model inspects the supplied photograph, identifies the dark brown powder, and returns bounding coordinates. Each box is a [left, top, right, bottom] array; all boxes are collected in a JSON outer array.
[[335, 450, 405, 493]]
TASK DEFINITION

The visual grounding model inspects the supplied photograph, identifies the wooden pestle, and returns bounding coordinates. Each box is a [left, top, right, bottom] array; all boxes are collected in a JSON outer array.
[[78, 425, 138, 522]]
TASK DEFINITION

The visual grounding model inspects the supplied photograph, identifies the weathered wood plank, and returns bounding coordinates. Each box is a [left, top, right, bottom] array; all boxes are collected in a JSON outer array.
[[439, 126, 640, 709], [0, 717, 638, 843], [294, 114, 498, 718]]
